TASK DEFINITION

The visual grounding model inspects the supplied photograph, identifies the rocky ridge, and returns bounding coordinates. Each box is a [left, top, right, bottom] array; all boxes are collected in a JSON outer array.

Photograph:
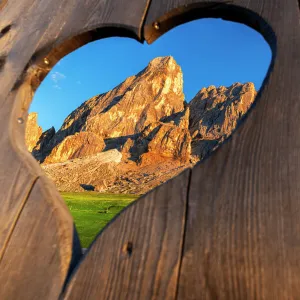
[[26, 56, 257, 194], [25, 112, 42, 152]]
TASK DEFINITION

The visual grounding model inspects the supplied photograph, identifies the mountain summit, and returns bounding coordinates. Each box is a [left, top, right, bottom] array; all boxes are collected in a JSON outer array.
[[26, 56, 256, 194]]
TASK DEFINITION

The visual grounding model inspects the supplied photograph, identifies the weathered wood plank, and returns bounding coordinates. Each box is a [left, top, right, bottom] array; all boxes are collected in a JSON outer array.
[[0, 175, 81, 300], [144, 0, 276, 45], [1, 0, 299, 299], [0, 156, 36, 253], [0, 0, 151, 299], [0, 79, 81, 300], [0, 83, 43, 254], [0, 0, 151, 148], [63, 169, 191, 300], [144, 0, 300, 298], [0, 0, 151, 101], [0, 0, 8, 11]]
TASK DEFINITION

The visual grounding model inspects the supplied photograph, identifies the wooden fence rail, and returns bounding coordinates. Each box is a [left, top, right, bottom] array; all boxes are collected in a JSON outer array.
[[0, 0, 299, 299]]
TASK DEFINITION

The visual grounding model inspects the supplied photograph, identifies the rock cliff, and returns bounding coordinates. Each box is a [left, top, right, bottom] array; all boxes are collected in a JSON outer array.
[[25, 113, 42, 152], [26, 56, 257, 194], [189, 82, 257, 159], [48, 56, 184, 147], [43, 149, 122, 192], [44, 131, 105, 164], [32, 126, 56, 161]]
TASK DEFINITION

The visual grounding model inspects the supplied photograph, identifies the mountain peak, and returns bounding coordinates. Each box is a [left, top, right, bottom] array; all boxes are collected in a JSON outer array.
[[25, 58, 258, 194], [25, 112, 42, 152], [149, 55, 174, 64], [148, 56, 178, 70]]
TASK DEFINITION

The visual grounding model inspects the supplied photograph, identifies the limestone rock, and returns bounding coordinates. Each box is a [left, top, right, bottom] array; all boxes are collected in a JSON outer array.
[[138, 152, 172, 167], [32, 56, 186, 163], [25, 55, 258, 196], [25, 112, 42, 152], [42, 149, 189, 194], [121, 138, 135, 160], [147, 123, 191, 161], [42, 150, 121, 192], [44, 131, 105, 164], [135, 119, 192, 165], [161, 106, 190, 129], [189, 82, 257, 159], [56, 56, 184, 140], [32, 126, 56, 162]]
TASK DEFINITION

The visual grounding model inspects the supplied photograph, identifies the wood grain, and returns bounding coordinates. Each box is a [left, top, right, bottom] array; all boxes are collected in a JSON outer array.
[[0, 0, 7, 11], [63, 169, 191, 300], [0, 0, 299, 299], [0, 175, 81, 300], [0, 0, 150, 299], [144, 0, 276, 46], [143, 0, 300, 298], [0, 0, 151, 117], [0, 77, 81, 300]]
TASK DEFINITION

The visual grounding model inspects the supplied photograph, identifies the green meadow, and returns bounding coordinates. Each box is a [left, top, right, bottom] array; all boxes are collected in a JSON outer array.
[[61, 192, 139, 248]]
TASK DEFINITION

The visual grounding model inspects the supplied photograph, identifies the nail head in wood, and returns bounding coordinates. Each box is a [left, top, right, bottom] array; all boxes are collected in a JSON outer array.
[[17, 117, 24, 124], [153, 22, 160, 30], [43, 58, 50, 65]]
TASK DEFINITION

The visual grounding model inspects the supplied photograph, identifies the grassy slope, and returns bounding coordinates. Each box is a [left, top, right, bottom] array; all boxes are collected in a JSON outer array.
[[61, 192, 138, 248]]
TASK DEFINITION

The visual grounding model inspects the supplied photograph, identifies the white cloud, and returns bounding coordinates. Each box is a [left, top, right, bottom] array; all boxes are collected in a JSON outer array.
[[53, 84, 62, 90], [51, 71, 66, 83], [76, 80, 82, 85], [50, 71, 66, 89]]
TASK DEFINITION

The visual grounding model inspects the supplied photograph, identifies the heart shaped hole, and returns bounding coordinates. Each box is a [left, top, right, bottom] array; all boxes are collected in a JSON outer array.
[[26, 18, 271, 248]]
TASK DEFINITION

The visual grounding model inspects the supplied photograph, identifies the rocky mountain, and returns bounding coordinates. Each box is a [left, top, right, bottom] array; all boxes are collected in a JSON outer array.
[[189, 82, 257, 160], [43, 149, 122, 193], [25, 112, 42, 152], [26, 56, 257, 194], [44, 132, 105, 164]]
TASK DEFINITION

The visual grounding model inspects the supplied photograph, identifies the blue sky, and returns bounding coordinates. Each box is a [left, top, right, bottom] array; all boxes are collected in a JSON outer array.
[[30, 18, 272, 131]]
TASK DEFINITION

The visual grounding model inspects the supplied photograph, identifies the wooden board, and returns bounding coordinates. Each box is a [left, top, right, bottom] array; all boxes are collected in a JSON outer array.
[[0, 75, 82, 300], [0, 0, 299, 299], [0, 0, 150, 299], [143, 0, 300, 298], [0, 176, 81, 300], [144, 1, 277, 46], [63, 169, 190, 300]]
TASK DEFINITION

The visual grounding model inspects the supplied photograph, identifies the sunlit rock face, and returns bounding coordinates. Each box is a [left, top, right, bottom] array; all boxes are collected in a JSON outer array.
[[189, 82, 257, 159], [132, 107, 192, 164], [30, 56, 189, 164], [42, 149, 122, 192], [54, 56, 185, 142], [26, 55, 257, 194], [25, 112, 42, 152], [32, 126, 56, 162], [82, 56, 184, 139], [44, 131, 105, 164]]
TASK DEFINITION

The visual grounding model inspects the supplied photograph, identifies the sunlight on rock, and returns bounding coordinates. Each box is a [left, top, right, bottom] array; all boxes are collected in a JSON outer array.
[[26, 56, 257, 194], [25, 18, 271, 247]]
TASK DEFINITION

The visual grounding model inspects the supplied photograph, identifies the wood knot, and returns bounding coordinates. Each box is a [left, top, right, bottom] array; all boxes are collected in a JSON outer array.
[[0, 24, 12, 37], [122, 241, 133, 257]]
